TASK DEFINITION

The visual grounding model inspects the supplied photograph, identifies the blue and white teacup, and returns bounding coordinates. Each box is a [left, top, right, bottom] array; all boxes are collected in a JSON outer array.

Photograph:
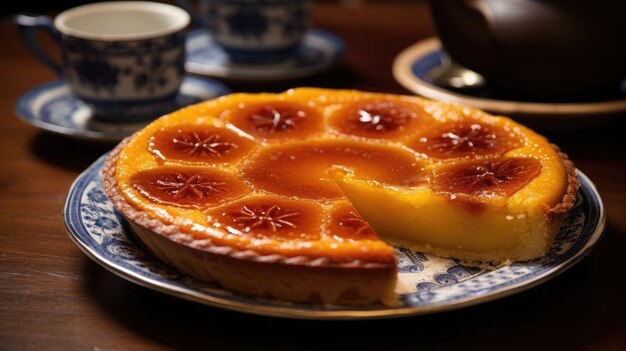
[[17, 1, 190, 122], [181, 0, 311, 64]]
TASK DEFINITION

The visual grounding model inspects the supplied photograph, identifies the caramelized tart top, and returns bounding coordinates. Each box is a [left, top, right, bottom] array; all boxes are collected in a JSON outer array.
[[108, 89, 573, 265]]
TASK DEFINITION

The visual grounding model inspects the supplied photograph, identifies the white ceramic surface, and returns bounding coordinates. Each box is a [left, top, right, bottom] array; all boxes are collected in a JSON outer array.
[[55, 1, 189, 40]]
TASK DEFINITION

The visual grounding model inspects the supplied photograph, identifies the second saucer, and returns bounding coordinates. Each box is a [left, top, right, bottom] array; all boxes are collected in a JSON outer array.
[[393, 37, 626, 122]]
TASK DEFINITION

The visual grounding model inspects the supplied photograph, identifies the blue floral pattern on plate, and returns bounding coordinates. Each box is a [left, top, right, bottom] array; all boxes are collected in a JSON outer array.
[[185, 28, 345, 81], [64, 156, 604, 319], [14, 76, 230, 143]]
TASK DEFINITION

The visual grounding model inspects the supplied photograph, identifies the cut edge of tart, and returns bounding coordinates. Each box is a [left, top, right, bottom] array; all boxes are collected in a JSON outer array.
[[102, 88, 579, 305], [330, 145, 578, 267]]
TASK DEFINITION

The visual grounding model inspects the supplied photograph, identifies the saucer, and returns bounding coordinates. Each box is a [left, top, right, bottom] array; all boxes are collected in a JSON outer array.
[[393, 37, 626, 119], [185, 28, 345, 82], [14, 76, 230, 143]]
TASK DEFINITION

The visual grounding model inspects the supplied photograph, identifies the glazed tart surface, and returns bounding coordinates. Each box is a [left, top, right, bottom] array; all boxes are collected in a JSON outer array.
[[103, 88, 577, 304]]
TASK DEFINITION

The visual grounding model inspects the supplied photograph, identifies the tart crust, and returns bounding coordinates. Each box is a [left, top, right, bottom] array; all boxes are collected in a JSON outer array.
[[103, 140, 398, 304], [547, 145, 579, 217]]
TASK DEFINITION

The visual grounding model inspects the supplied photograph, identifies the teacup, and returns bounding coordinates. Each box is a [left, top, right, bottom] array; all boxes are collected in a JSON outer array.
[[17, 1, 190, 121], [179, 0, 311, 64], [429, 0, 626, 100]]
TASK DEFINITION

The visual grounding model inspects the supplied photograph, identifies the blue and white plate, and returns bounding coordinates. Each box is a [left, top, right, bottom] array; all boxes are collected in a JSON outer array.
[[15, 76, 230, 143], [64, 154, 605, 319], [185, 28, 345, 82], [393, 37, 626, 119]]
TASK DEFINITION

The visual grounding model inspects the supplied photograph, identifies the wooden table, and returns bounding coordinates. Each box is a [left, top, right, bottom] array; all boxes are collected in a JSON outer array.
[[1, 3, 625, 350]]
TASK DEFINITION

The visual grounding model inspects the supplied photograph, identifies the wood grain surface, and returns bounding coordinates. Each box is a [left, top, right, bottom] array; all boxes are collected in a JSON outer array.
[[1, 2, 625, 350]]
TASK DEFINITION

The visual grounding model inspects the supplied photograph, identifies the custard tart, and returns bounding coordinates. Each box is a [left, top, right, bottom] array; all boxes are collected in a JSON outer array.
[[102, 88, 578, 304]]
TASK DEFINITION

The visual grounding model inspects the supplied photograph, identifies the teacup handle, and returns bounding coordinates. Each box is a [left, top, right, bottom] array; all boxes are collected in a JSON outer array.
[[15, 14, 62, 76], [176, 0, 207, 28]]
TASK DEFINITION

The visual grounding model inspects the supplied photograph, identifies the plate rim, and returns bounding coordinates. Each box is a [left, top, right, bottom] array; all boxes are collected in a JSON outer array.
[[185, 28, 346, 81], [14, 76, 230, 143], [63, 154, 605, 320], [392, 37, 626, 116]]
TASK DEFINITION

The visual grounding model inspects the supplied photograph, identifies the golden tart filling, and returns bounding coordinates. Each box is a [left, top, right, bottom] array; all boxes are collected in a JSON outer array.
[[103, 88, 577, 304]]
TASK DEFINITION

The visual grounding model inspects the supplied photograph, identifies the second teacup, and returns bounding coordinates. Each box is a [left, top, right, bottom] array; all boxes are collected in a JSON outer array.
[[185, 0, 311, 64], [17, 1, 190, 121]]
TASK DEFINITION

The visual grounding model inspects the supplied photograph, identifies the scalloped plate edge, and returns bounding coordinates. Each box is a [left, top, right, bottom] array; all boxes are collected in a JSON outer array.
[[63, 154, 605, 319]]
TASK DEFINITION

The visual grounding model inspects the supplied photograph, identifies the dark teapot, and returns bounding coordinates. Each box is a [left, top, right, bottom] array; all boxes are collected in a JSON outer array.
[[429, 0, 626, 100]]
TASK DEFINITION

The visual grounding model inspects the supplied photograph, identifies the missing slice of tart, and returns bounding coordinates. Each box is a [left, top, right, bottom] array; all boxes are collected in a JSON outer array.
[[102, 88, 578, 305]]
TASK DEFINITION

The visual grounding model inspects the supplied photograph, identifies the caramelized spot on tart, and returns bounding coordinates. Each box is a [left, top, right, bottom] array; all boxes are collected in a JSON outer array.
[[148, 125, 255, 164], [242, 140, 426, 201], [212, 196, 323, 241], [326, 203, 377, 242], [130, 167, 249, 209], [433, 157, 542, 207], [228, 101, 323, 140], [407, 121, 521, 159], [329, 99, 427, 138]]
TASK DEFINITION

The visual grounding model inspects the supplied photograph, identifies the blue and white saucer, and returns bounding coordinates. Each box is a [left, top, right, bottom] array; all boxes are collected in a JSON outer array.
[[185, 28, 345, 82], [64, 154, 605, 319], [393, 37, 626, 119], [15, 76, 230, 143]]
